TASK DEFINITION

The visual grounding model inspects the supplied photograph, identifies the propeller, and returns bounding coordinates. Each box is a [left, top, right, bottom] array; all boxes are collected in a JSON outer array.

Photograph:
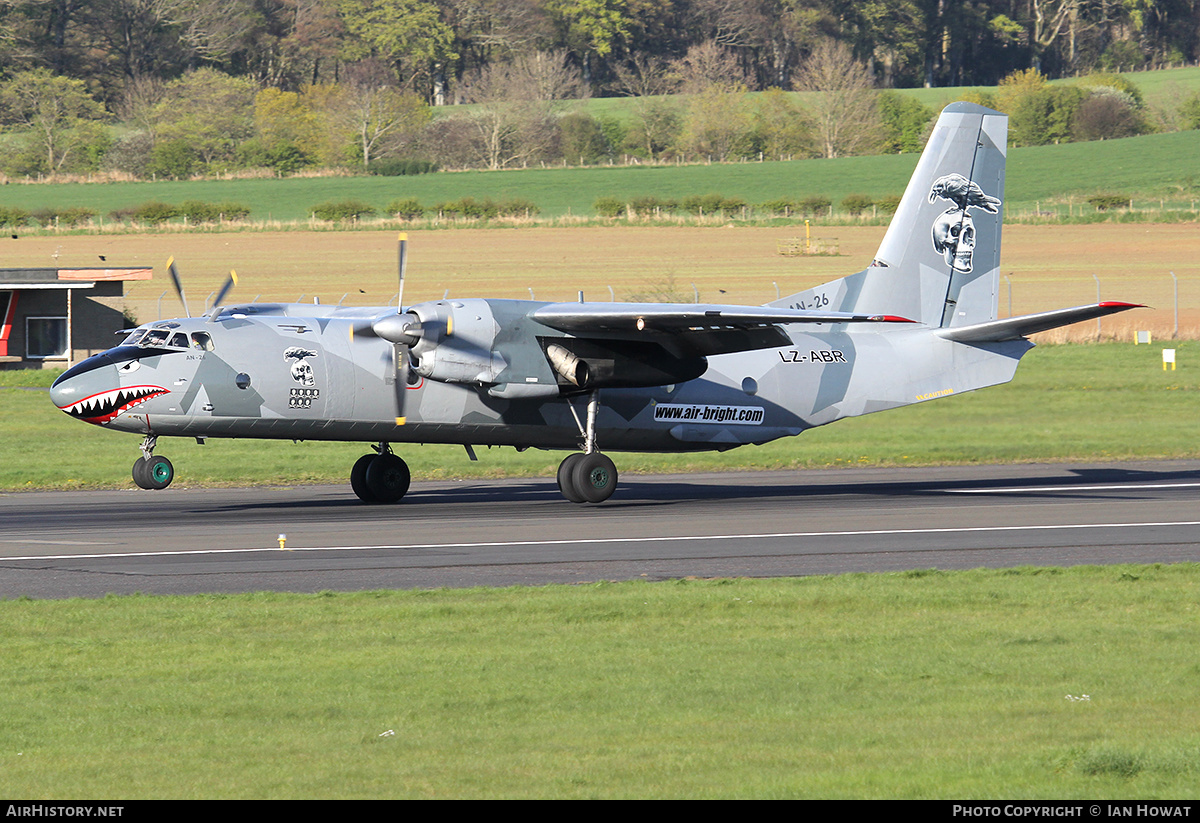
[[167, 257, 241, 322], [371, 233, 426, 345], [166, 257, 190, 318]]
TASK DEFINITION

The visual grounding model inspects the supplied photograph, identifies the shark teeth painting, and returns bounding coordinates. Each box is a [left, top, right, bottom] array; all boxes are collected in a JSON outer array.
[[57, 385, 169, 425]]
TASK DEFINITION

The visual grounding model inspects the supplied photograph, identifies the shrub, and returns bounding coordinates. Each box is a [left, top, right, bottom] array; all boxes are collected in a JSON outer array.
[[495, 198, 539, 217], [147, 139, 197, 179], [435, 197, 494, 219], [798, 195, 832, 217], [841, 194, 874, 216], [875, 195, 903, 214], [177, 200, 250, 222], [558, 112, 611, 164], [30, 207, 96, 227], [758, 199, 798, 216], [594, 197, 625, 218], [310, 199, 376, 221], [629, 196, 678, 216], [682, 193, 724, 215], [0, 207, 29, 227], [215, 201, 251, 221], [387, 198, 426, 219], [133, 201, 179, 224], [1087, 193, 1130, 211], [368, 158, 438, 176], [432, 197, 538, 220]]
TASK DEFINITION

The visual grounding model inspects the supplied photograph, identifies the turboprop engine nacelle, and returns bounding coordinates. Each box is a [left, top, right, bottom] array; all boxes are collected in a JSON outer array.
[[373, 299, 506, 386]]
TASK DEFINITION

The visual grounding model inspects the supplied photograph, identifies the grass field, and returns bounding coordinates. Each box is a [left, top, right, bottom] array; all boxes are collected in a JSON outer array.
[[3, 567, 1200, 798], [3, 129, 1200, 224]]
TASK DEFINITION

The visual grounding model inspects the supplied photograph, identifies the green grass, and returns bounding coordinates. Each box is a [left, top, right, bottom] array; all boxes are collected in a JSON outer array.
[[4, 129, 1200, 225], [4, 342, 1197, 491], [3, 567, 1200, 798]]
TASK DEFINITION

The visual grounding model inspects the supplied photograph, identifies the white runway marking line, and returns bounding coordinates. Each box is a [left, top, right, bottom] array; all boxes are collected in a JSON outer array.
[[946, 481, 1200, 494], [4, 520, 1200, 562]]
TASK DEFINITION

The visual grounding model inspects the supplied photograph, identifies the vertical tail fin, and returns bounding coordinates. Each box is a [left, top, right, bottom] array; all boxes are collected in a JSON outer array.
[[773, 103, 1007, 329]]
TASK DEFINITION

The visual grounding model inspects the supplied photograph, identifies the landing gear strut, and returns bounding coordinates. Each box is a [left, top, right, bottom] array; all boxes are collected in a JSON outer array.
[[350, 443, 411, 503], [556, 391, 618, 504], [132, 435, 174, 490]]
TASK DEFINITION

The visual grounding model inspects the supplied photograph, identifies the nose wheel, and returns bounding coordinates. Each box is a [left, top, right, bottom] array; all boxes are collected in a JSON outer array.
[[350, 444, 411, 503], [132, 436, 174, 490]]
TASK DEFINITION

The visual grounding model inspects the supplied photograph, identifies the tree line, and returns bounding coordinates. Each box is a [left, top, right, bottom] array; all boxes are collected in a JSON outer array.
[[1, 1, 1199, 179], [2, 1, 1197, 101]]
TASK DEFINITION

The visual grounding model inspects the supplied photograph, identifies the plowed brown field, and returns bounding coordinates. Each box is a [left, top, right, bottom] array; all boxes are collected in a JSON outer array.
[[8, 223, 1197, 342]]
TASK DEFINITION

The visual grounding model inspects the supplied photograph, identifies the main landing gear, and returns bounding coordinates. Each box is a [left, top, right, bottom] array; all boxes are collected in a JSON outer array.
[[350, 443, 411, 503], [555, 390, 618, 504], [131, 435, 174, 490]]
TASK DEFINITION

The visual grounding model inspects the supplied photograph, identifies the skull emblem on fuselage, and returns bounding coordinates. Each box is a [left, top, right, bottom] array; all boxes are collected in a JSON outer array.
[[931, 208, 976, 272], [284, 346, 318, 387]]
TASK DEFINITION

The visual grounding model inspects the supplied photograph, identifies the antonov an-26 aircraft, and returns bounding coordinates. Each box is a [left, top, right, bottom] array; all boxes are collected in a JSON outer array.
[[50, 103, 1138, 504]]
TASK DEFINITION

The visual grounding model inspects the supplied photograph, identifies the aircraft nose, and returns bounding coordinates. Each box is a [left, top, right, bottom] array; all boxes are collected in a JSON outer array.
[[50, 353, 121, 423]]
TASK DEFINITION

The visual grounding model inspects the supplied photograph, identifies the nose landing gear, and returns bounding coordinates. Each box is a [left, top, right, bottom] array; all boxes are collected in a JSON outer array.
[[132, 436, 174, 490]]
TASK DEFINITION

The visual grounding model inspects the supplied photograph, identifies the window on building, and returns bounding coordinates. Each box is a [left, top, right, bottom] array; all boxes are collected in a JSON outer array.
[[27, 316, 67, 359]]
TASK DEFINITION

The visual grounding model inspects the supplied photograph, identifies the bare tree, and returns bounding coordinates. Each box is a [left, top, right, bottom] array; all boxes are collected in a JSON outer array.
[[673, 39, 751, 94], [794, 39, 881, 159], [458, 50, 581, 169], [610, 53, 679, 98], [333, 60, 431, 166]]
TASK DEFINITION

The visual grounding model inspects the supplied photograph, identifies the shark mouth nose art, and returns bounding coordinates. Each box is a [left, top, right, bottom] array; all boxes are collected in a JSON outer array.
[[58, 385, 169, 425]]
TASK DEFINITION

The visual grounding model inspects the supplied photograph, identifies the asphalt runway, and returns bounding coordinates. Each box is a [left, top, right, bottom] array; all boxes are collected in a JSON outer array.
[[3, 460, 1200, 599]]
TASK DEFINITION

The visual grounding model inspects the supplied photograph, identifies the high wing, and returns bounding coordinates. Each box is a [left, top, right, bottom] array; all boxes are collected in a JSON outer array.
[[935, 302, 1144, 343], [531, 302, 914, 356]]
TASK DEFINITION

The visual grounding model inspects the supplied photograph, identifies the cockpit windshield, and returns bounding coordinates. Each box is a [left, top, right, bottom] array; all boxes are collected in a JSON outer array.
[[118, 326, 214, 352]]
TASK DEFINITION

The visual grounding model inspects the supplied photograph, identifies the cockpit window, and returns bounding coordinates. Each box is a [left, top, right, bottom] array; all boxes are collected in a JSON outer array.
[[141, 329, 171, 347], [169, 333, 189, 348], [120, 328, 147, 346], [191, 332, 214, 351]]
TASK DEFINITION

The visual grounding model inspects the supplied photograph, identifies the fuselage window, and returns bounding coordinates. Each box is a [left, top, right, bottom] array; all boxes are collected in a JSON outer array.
[[191, 332, 214, 351]]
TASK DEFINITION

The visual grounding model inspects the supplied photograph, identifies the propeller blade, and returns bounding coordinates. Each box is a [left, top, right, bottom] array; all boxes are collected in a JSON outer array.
[[211, 269, 238, 310], [166, 257, 191, 318], [397, 232, 408, 311]]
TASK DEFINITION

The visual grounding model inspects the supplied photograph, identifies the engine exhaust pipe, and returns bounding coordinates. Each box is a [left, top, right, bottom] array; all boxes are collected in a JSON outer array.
[[546, 343, 590, 388]]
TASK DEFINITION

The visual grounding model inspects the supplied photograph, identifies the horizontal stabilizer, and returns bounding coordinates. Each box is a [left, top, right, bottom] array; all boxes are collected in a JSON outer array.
[[935, 302, 1143, 343]]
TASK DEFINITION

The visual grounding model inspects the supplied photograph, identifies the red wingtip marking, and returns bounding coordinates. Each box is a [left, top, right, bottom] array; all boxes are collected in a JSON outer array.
[[1099, 301, 1146, 309], [873, 315, 917, 323]]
